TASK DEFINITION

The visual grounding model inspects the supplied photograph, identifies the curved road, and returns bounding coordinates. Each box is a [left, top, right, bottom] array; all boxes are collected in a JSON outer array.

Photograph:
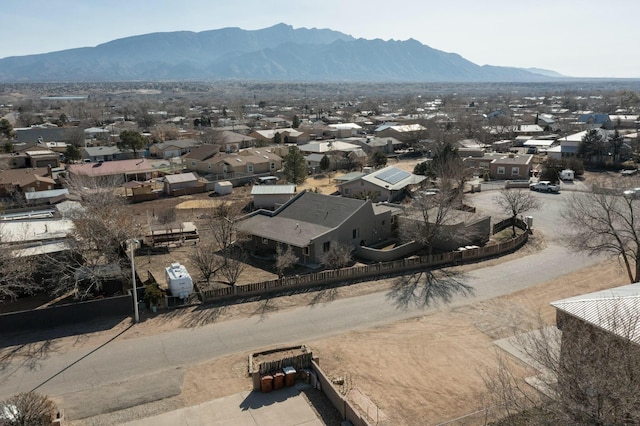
[[0, 189, 604, 409]]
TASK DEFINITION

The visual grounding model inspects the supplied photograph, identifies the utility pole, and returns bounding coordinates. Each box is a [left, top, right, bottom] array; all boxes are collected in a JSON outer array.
[[130, 238, 139, 323]]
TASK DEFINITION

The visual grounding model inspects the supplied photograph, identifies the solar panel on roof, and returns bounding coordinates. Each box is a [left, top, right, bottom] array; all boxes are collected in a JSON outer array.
[[376, 168, 410, 185]]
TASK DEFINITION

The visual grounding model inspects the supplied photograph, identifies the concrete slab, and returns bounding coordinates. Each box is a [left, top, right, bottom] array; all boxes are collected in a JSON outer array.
[[122, 386, 325, 426]]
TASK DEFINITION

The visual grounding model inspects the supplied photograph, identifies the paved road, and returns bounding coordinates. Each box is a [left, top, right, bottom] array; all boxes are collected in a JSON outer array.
[[0, 190, 602, 413]]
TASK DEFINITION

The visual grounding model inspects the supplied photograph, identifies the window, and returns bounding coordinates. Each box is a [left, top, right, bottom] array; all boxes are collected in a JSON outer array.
[[352, 228, 359, 239], [344, 188, 350, 195], [511, 167, 520, 176], [191, 161, 196, 167], [323, 241, 331, 252], [497, 166, 505, 175], [390, 215, 396, 224], [382, 220, 386, 226], [247, 164, 254, 173], [302, 246, 309, 256], [270, 162, 276, 170]]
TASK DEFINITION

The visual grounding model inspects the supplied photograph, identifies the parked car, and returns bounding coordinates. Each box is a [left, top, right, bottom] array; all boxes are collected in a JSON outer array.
[[623, 188, 640, 199], [529, 181, 560, 193]]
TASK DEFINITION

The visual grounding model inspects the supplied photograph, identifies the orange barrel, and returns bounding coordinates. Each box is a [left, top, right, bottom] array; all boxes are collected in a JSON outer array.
[[273, 371, 285, 390], [261, 375, 273, 393]]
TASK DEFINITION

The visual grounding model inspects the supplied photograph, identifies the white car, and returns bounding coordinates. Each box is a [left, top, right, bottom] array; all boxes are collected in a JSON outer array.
[[623, 188, 640, 199]]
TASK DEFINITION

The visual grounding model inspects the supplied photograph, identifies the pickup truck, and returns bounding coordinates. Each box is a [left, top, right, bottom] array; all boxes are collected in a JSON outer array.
[[529, 181, 560, 193]]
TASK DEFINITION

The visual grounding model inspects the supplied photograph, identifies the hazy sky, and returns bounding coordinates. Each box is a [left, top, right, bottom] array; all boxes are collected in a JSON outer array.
[[1, 0, 638, 78]]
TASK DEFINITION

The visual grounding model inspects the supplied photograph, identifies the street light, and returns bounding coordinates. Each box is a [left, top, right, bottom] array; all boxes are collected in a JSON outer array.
[[129, 238, 139, 323]]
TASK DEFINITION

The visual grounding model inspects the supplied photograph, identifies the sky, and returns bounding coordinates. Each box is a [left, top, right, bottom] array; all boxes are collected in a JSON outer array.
[[1, 0, 639, 79]]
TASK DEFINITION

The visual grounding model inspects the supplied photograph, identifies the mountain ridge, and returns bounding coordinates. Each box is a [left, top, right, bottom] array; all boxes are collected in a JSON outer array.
[[0, 23, 564, 83]]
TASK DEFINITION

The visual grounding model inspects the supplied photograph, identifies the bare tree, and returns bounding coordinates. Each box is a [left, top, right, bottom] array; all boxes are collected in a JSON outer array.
[[201, 202, 249, 286], [494, 189, 542, 237], [59, 173, 137, 298], [0, 237, 38, 301], [388, 268, 473, 308], [562, 179, 640, 283], [275, 244, 298, 278], [0, 392, 57, 426], [318, 241, 353, 269], [199, 128, 224, 146], [190, 240, 222, 284]]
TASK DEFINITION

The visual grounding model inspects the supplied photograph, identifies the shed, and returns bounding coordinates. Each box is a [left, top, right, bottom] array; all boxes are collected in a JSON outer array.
[[163, 172, 199, 195], [251, 184, 296, 210], [214, 180, 233, 195]]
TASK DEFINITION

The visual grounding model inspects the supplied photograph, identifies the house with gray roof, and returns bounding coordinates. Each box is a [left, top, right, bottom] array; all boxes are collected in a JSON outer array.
[[237, 191, 397, 265], [148, 139, 200, 159], [82, 146, 132, 162], [337, 166, 426, 202]]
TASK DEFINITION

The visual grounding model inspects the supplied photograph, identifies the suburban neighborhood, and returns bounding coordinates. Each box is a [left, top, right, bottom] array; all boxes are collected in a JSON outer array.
[[1, 80, 640, 425]]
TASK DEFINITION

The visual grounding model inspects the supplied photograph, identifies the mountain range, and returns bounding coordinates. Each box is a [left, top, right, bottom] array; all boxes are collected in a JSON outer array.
[[0, 23, 565, 83]]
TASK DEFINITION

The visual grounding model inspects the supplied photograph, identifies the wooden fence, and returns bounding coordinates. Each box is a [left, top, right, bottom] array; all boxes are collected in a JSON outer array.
[[199, 218, 529, 303]]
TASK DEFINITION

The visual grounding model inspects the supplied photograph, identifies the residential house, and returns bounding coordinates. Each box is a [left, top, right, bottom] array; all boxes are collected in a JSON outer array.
[[326, 123, 363, 138], [181, 144, 222, 174], [488, 153, 533, 180], [249, 128, 309, 145], [251, 184, 297, 210], [196, 150, 283, 178], [148, 139, 200, 159], [577, 113, 612, 129], [24, 149, 60, 168], [375, 123, 426, 142], [237, 191, 396, 265], [337, 166, 426, 202], [550, 284, 640, 424], [345, 136, 402, 155], [67, 158, 159, 185], [0, 167, 57, 197], [219, 130, 257, 152], [82, 146, 133, 162]]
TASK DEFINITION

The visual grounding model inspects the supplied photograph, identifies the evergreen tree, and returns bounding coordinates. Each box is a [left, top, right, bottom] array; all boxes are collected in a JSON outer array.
[[320, 154, 331, 173], [117, 130, 146, 158], [283, 146, 307, 184]]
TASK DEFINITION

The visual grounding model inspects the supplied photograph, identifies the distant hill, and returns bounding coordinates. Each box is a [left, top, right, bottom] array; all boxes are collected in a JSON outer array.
[[522, 67, 566, 78], [0, 23, 563, 83]]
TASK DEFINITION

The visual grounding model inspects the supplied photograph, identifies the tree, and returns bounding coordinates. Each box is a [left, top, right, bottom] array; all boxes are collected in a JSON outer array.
[[493, 189, 542, 237], [64, 144, 81, 162], [275, 244, 298, 278], [0, 235, 38, 301], [318, 241, 353, 269], [608, 129, 624, 164], [58, 173, 137, 299], [292, 114, 300, 129], [319, 154, 331, 174], [199, 128, 223, 145], [578, 129, 607, 166], [0, 392, 57, 426], [190, 240, 222, 284], [368, 150, 387, 169], [0, 118, 15, 139], [273, 132, 282, 145], [283, 146, 307, 184], [201, 203, 248, 286], [562, 179, 640, 283], [3, 141, 14, 153], [117, 130, 146, 158]]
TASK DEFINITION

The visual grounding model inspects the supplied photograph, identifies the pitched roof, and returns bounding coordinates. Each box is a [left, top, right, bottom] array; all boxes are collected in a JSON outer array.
[[251, 184, 296, 195], [164, 172, 198, 184], [0, 167, 52, 187], [551, 283, 640, 344], [68, 158, 156, 177], [356, 166, 426, 191], [182, 144, 221, 161], [237, 192, 368, 247]]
